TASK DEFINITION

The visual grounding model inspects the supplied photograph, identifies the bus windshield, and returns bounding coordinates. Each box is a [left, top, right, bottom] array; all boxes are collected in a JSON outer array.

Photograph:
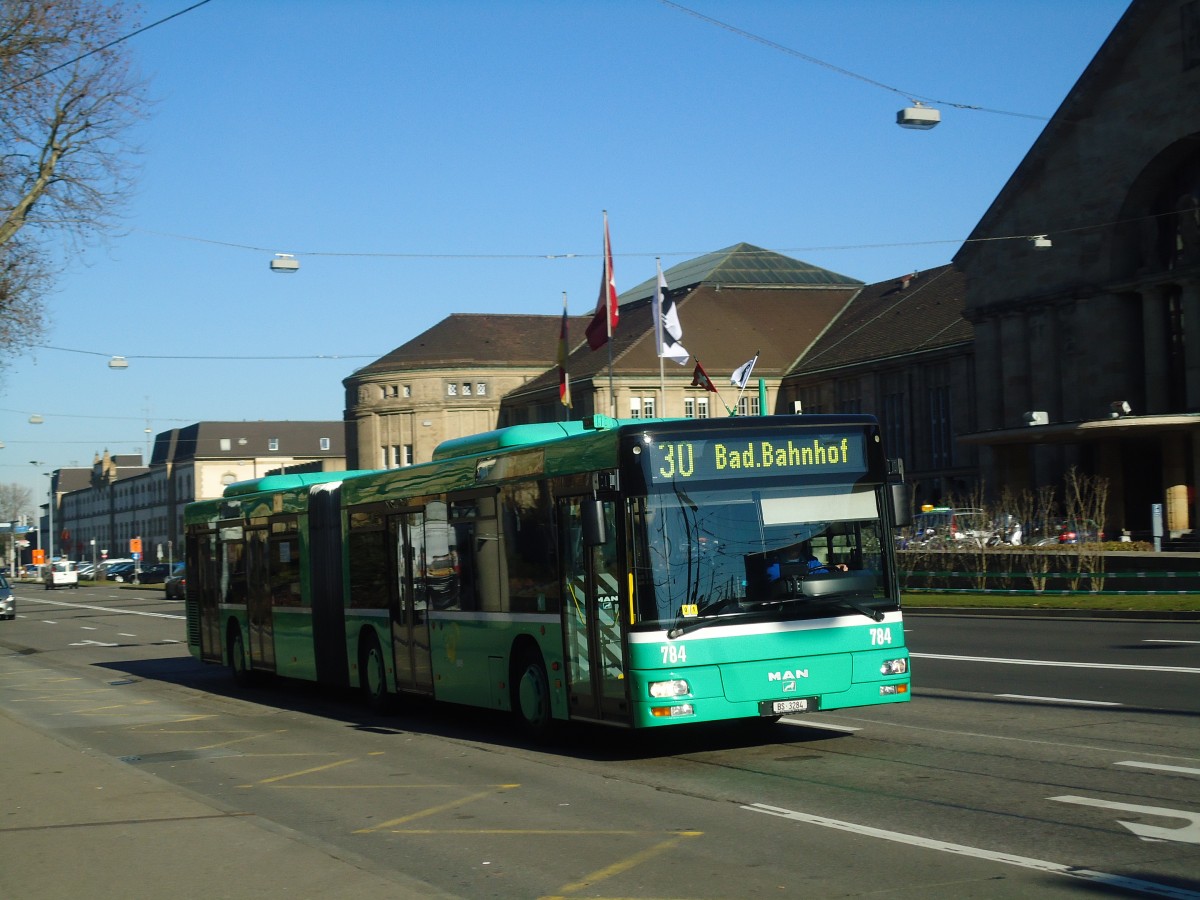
[[632, 481, 891, 629]]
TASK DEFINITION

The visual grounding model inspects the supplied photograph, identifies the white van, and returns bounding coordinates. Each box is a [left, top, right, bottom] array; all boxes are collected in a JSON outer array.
[[44, 560, 80, 590]]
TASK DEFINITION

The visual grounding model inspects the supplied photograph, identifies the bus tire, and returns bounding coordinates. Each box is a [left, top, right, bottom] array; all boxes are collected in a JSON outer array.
[[359, 631, 391, 712], [229, 623, 253, 688], [511, 648, 553, 740]]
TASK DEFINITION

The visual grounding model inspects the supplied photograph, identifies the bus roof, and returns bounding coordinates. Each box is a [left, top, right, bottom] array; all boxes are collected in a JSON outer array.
[[430, 415, 630, 461], [222, 470, 379, 498]]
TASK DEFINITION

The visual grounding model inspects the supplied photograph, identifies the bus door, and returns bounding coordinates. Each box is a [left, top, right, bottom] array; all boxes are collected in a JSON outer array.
[[189, 528, 222, 663], [244, 525, 275, 672], [389, 509, 433, 693], [560, 497, 630, 724]]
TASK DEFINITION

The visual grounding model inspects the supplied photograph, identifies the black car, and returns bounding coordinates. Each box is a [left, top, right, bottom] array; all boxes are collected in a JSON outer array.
[[131, 563, 172, 584], [104, 562, 139, 582], [164, 567, 186, 600]]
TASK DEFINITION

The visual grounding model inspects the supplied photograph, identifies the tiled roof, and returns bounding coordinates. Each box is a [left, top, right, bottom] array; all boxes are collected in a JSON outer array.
[[153, 421, 344, 464], [352, 313, 559, 376], [619, 243, 862, 304], [511, 282, 859, 397], [791, 265, 971, 374]]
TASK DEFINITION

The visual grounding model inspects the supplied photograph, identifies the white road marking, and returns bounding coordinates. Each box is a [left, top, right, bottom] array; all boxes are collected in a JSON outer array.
[[995, 694, 1121, 706], [913, 652, 1200, 674], [1116, 761, 1200, 777], [1051, 796, 1200, 844], [745, 802, 1200, 898], [23, 597, 183, 620], [69, 639, 119, 648]]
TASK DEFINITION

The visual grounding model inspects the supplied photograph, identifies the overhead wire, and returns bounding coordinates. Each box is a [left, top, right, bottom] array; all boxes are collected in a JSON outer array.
[[36, 344, 377, 362], [1, 0, 217, 95], [656, 0, 1052, 121], [132, 207, 1180, 263]]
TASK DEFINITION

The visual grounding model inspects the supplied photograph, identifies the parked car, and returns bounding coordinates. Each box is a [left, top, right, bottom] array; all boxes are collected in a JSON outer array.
[[164, 567, 186, 600], [133, 563, 172, 584], [76, 562, 96, 579], [97, 559, 134, 580], [0, 573, 14, 620], [103, 561, 139, 582]]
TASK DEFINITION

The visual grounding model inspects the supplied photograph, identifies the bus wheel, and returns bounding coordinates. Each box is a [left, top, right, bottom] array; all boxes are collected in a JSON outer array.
[[359, 633, 391, 712], [229, 624, 252, 688], [512, 650, 553, 740]]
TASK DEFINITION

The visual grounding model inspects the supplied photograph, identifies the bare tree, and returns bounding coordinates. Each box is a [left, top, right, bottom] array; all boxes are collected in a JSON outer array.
[[0, 0, 147, 352], [0, 482, 34, 572]]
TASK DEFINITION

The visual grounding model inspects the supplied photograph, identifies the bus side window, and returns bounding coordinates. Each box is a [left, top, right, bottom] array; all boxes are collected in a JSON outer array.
[[499, 483, 560, 614], [448, 494, 504, 613]]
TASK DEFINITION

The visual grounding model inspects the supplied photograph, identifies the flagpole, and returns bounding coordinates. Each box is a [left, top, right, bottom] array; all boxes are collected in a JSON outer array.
[[561, 291, 571, 421], [733, 350, 761, 409], [604, 211, 616, 416], [656, 257, 665, 408], [695, 359, 735, 416]]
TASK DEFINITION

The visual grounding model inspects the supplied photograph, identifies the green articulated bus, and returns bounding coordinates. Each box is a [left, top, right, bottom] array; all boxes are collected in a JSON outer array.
[[184, 414, 912, 734]]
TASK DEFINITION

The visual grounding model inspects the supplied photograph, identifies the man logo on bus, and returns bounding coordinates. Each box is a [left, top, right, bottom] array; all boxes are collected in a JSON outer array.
[[768, 669, 809, 681]]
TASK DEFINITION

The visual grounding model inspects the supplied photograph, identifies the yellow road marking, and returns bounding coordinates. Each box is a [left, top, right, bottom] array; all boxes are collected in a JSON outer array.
[[382, 829, 666, 835], [354, 784, 519, 834], [243, 757, 358, 786], [548, 831, 703, 897]]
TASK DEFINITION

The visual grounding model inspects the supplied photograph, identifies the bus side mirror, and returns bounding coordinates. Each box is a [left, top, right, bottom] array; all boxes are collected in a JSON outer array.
[[890, 483, 913, 529], [582, 499, 607, 547]]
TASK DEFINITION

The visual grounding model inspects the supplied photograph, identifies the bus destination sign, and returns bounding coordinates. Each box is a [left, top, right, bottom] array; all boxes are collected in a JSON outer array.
[[648, 431, 869, 483]]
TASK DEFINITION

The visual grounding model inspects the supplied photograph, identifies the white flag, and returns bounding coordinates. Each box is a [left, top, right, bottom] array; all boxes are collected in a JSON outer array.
[[731, 354, 758, 389], [653, 259, 689, 365]]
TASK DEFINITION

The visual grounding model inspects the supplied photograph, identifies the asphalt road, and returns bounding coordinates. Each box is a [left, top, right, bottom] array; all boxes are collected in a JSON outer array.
[[1, 586, 1197, 899]]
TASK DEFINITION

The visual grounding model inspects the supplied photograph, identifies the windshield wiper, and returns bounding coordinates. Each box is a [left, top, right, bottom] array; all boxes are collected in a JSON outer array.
[[666, 594, 740, 638], [814, 596, 885, 622], [667, 613, 729, 639]]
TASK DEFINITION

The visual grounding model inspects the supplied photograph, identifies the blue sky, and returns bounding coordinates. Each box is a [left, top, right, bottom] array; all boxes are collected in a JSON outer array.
[[2, 0, 1129, 500]]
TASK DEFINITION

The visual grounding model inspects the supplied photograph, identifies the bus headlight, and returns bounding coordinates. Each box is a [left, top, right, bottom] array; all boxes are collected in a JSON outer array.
[[648, 679, 690, 698], [880, 658, 908, 676]]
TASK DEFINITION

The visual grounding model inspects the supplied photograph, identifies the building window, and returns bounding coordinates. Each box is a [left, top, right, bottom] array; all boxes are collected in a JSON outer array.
[[882, 391, 907, 462], [684, 398, 695, 418], [388, 445, 401, 468], [320, 437, 331, 451], [221, 472, 236, 485], [403, 384, 412, 398], [929, 384, 953, 468], [447, 383, 458, 396], [404, 444, 414, 466], [697, 397, 709, 418], [629, 397, 642, 418], [462, 382, 472, 396], [737, 396, 760, 416], [837, 381, 862, 414], [268, 438, 279, 451], [476, 383, 487, 396], [220, 438, 231, 451], [642, 397, 656, 418]]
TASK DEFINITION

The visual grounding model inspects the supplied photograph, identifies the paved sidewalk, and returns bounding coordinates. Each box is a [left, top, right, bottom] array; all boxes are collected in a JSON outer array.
[[0, 707, 455, 900]]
